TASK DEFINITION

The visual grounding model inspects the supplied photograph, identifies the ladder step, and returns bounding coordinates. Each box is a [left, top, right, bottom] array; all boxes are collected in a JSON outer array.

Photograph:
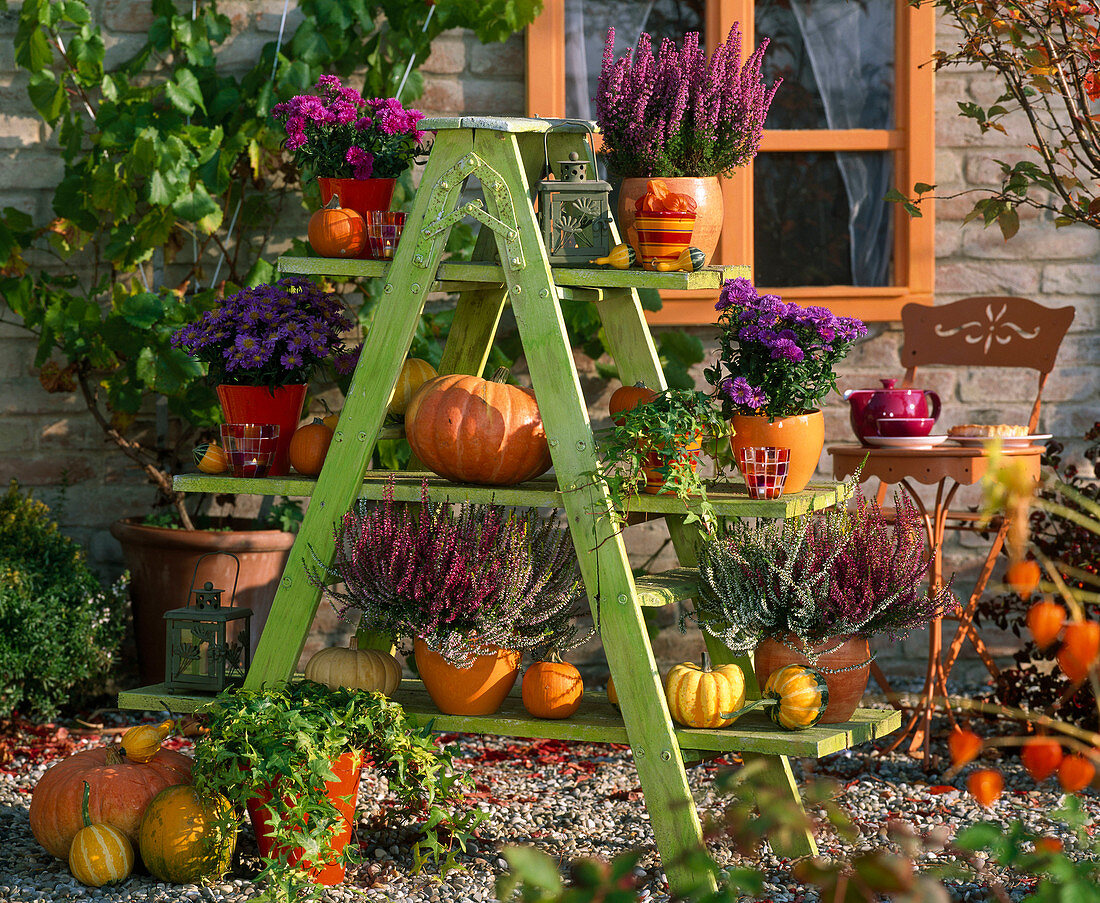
[[635, 567, 700, 607]]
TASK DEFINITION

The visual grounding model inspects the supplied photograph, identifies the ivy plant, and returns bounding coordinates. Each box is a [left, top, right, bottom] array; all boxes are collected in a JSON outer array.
[[191, 679, 484, 900]]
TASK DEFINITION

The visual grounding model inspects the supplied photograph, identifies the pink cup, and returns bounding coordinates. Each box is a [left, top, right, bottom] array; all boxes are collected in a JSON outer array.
[[876, 417, 936, 438], [220, 423, 280, 478], [736, 446, 791, 500]]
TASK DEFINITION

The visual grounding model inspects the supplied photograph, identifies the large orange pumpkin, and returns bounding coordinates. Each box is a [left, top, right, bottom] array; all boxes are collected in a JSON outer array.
[[30, 746, 193, 860], [405, 367, 552, 485]]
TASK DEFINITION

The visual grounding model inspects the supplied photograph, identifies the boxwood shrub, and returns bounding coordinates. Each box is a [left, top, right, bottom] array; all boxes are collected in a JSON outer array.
[[0, 481, 127, 719]]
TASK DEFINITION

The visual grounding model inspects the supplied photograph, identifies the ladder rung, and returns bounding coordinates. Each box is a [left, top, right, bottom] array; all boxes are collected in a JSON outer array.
[[635, 567, 700, 607]]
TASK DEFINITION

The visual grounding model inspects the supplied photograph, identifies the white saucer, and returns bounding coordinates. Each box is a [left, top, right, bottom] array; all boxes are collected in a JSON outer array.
[[864, 435, 950, 449], [949, 434, 1052, 448]]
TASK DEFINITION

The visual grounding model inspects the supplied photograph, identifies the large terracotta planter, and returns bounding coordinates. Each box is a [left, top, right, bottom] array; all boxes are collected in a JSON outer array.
[[246, 749, 363, 886], [617, 176, 723, 263], [754, 634, 871, 723], [318, 177, 396, 217], [110, 519, 294, 686], [730, 410, 825, 495], [413, 638, 521, 715], [217, 383, 307, 477]]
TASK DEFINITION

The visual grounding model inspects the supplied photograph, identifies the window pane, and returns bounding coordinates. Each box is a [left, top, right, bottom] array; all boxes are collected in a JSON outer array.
[[756, 0, 894, 131], [754, 151, 894, 287], [563, 0, 704, 120]]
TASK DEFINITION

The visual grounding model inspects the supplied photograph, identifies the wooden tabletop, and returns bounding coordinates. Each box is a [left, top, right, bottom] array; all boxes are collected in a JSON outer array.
[[829, 443, 1044, 487]]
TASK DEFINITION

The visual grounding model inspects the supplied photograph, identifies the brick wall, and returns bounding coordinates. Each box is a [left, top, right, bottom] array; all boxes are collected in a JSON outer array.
[[1, 10, 1095, 677]]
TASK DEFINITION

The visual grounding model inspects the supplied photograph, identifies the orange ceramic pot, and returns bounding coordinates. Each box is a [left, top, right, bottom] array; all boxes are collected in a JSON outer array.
[[413, 638, 521, 715], [642, 435, 703, 495], [617, 176, 724, 263], [754, 634, 871, 723], [730, 410, 824, 495]]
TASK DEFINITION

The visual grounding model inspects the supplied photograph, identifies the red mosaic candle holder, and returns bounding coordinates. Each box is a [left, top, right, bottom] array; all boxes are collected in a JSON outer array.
[[220, 423, 280, 478], [736, 446, 791, 500]]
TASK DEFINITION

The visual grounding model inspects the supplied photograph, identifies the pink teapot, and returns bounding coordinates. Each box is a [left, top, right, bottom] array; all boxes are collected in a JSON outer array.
[[844, 378, 941, 445]]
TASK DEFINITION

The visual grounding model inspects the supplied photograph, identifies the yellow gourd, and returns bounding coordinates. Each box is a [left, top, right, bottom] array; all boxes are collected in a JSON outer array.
[[192, 443, 227, 474], [138, 785, 236, 884], [388, 358, 438, 417], [304, 645, 403, 695], [120, 719, 174, 764], [590, 243, 637, 269], [722, 663, 829, 731], [654, 246, 706, 272], [664, 651, 746, 729], [69, 782, 134, 887]]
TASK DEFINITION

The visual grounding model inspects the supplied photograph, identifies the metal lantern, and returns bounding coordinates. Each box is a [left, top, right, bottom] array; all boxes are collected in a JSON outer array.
[[164, 552, 252, 692], [536, 122, 613, 266]]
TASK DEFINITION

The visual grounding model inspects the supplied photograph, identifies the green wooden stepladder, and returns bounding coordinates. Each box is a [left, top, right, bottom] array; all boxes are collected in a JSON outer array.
[[121, 117, 899, 894]]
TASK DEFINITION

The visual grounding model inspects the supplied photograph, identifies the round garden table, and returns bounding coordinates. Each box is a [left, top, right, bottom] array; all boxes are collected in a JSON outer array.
[[829, 442, 1043, 766]]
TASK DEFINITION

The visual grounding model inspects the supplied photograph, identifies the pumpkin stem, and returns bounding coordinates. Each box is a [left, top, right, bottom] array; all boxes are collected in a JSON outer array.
[[720, 696, 772, 720], [104, 747, 124, 766], [324, 194, 341, 210], [80, 781, 92, 829], [490, 366, 511, 384], [701, 649, 711, 673], [633, 381, 648, 388]]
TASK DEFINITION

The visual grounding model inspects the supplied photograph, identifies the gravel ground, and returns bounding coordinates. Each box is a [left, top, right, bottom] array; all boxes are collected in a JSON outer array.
[[1, 687, 1096, 903]]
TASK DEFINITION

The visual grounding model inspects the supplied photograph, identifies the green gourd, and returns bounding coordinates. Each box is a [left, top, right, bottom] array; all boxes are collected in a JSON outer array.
[[591, 243, 637, 269]]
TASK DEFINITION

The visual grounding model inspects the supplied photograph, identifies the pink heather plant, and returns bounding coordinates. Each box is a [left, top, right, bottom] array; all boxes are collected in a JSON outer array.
[[311, 480, 586, 667], [595, 26, 781, 178], [271, 75, 426, 182]]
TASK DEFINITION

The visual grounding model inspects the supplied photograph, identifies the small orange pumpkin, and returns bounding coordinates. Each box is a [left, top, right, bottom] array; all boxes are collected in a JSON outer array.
[[522, 657, 584, 719], [608, 381, 657, 425], [289, 418, 334, 476], [120, 720, 174, 764], [406, 367, 552, 486], [388, 358, 438, 417], [308, 197, 366, 258]]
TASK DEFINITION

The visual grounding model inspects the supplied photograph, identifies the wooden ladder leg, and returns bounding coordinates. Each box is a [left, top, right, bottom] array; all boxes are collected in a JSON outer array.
[[476, 131, 714, 897], [246, 130, 474, 687], [666, 516, 818, 858]]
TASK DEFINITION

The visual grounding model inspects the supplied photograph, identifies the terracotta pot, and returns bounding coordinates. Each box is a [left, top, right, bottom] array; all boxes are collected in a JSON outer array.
[[317, 177, 396, 217], [617, 176, 724, 263], [110, 518, 295, 686], [642, 435, 703, 495], [413, 638, 521, 716], [730, 410, 825, 495], [217, 384, 307, 477], [754, 634, 871, 723], [246, 749, 363, 886]]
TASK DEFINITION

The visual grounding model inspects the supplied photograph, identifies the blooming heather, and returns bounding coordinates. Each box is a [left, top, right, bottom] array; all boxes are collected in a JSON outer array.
[[705, 277, 866, 419], [171, 277, 356, 388], [595, 26, 781, 177], [313, 480, 586, 667], [271, 76, 426, 181]]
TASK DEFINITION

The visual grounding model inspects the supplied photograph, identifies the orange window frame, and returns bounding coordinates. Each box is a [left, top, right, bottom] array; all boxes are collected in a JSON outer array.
[[525, 0, 936, 323]]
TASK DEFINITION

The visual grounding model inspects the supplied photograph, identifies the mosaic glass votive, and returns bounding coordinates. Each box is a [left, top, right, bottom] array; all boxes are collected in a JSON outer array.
[[364, 210, 407, 260], [736, 446, 791, 500], [219, 423, 280, 478]]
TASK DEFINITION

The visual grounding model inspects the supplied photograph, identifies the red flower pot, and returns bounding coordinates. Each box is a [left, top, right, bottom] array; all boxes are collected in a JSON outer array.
[[246, 749, 363, 886], [318, 178, 396, 217], [216, 384, 307, 477]]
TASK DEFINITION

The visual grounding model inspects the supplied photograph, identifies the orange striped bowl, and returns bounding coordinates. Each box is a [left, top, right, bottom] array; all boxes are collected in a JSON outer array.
[[635, 212, 698, 268]]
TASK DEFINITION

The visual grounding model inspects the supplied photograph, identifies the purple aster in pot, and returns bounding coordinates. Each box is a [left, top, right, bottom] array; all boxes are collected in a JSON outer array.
[[171, 277, 359, 391], [704, 277, 866, 420]]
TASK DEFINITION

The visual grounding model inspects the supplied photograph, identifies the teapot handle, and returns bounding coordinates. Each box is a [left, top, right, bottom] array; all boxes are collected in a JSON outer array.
[[924, 390, 941, 421]]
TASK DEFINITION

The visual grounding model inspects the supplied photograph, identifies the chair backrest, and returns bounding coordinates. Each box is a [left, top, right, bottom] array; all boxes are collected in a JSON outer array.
[[899, 296, 1075, 433]]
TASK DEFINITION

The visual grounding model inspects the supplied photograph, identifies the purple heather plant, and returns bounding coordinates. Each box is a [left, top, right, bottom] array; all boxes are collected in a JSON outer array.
[[693, 481, 957, 659], [595, 26, 781, 178], [704, 277, 867, 420], [271, 75, 427, 181], [312, 480, 587, 667], [171, 276, 357, 389]]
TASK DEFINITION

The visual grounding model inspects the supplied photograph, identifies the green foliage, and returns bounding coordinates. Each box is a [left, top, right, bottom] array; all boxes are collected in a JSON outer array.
[[592, 389, 728, 532], [897, 0, 1100, 234], [0, 481, 128, 719], [192, 679, 484, 901]]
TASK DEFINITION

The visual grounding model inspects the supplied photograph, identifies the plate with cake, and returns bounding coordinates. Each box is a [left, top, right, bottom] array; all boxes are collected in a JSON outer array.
[[946, 424, 1052, 448]]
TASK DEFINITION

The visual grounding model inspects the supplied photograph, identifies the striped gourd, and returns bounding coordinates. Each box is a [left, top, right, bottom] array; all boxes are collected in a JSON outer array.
[[763, 664, 829, 731], [664, 652, 745, 729], [69, 782, 134, 887]]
